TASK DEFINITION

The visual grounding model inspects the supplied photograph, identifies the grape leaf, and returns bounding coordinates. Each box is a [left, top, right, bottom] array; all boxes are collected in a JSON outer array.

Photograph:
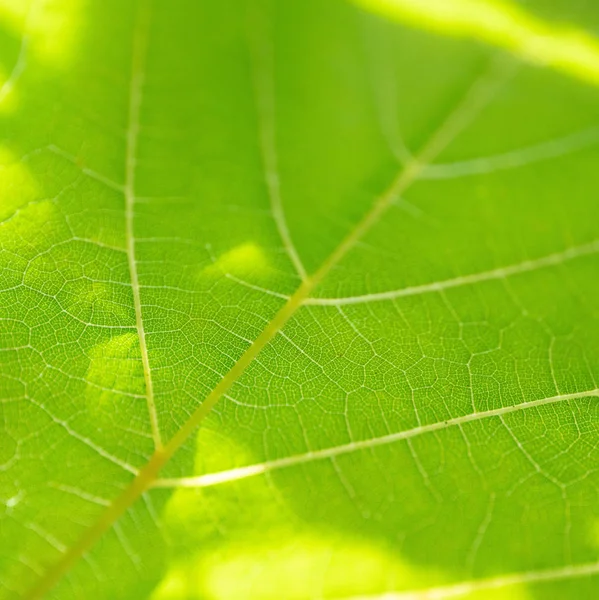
[[1, 0, 599, 599]]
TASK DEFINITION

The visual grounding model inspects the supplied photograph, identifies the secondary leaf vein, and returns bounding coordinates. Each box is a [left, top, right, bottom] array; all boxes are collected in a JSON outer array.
[[152, 388, 599, 489], [124, 0, 162, 451]]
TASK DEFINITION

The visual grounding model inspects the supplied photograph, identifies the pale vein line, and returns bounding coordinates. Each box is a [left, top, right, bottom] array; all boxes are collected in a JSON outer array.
[[152, 388, 599, 489], [47, 483, 111, 507], [28, 398, 138, 475], [305, 239, 599, 306], [248, 1, 307, 281], [124, 0, 162, 450], [27, 523, 66, 553], [339, 560, 599, 599], [465, 492, 496, 571], [46, 145, 125, 193], [225, 273, 291, 300], [422, 125, 599, 180]]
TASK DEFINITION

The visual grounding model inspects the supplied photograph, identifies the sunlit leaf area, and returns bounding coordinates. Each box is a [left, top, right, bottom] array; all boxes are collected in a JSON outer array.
[[1, 0, 599, 598]]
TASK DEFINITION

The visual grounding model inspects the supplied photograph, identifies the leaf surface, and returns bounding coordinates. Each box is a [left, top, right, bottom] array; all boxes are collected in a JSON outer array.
[[1, 0, 599, 599]]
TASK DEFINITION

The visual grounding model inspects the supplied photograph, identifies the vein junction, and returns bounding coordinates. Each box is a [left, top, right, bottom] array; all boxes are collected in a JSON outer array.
[[305, 239, 599, 306]]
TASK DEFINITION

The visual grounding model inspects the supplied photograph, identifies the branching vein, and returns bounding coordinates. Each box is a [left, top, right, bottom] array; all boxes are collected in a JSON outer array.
[[305, 239, 599, 306], [422, 125, 599, 180], [152, 389, 599, 489], [308, 54, 516, 286]]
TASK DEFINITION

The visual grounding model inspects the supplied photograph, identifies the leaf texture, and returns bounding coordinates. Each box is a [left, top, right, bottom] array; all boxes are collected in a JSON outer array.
[[1, 0, 599, 599]]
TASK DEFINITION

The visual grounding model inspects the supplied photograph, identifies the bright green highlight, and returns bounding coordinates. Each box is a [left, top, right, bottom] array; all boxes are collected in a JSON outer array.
[[352, 0, 599, 84]]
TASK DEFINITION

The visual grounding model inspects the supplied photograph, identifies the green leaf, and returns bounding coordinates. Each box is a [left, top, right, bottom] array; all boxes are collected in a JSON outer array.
[[1, 0, 599, 599]]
